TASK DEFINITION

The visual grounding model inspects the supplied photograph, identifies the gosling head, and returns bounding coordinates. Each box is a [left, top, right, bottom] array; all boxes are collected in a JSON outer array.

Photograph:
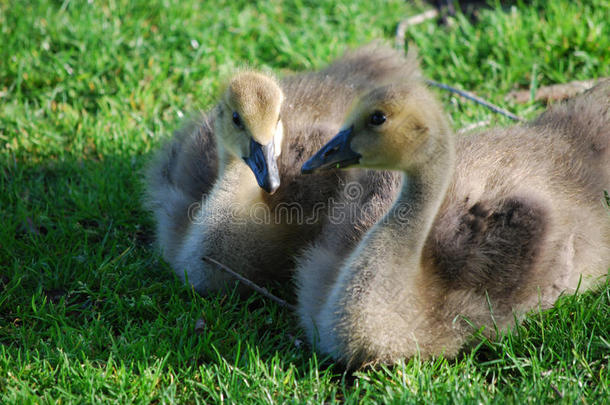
[[216, 71, 284, 194], [302, 83, 449, 174]]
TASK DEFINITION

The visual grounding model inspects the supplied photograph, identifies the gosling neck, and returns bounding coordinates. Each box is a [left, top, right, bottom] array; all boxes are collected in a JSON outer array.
[[377, 135, 455, 261], [214, 139, 232, 180], [212, 135, 267, 208]]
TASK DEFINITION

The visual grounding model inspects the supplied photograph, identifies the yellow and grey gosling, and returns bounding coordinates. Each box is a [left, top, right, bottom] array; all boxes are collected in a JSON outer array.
[[144, 71, 283, 265], [145, 44, 417, 294], [298, 76, 610, 367]]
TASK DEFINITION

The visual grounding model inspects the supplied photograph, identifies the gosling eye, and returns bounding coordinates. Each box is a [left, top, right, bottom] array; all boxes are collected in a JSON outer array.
[[369, 110, 386, 126], [232, 111, 245, 130]]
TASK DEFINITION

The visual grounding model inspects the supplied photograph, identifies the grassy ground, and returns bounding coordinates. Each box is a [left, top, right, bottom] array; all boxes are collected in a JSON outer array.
[[1, 0, 609, 403]]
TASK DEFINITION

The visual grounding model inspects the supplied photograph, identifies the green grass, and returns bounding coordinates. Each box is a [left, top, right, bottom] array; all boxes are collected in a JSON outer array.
[[1, 0, 609, 402]]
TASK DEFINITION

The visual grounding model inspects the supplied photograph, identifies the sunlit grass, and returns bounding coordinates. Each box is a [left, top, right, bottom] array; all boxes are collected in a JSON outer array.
[[1, 0, 608, 402]]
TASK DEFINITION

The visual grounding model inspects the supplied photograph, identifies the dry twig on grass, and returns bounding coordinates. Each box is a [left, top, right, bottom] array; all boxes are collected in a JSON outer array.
[[506, 78, 607, 104], [395, 9, 439, 49], [395, 11, 523, 122], [426, 80, 524, 122], [202, 255, 297, 311]]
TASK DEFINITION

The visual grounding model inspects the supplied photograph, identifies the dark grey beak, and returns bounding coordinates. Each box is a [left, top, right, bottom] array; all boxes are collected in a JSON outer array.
[[243, 137, 280, 194], [301, 126, 361, 174]]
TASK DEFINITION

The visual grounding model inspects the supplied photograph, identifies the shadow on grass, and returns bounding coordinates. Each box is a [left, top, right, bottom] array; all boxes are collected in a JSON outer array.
[[1, 152, 342, 383]]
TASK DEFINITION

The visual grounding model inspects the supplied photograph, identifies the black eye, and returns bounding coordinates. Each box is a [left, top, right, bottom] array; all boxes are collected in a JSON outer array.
[[232, 111, 244, 129], [369, 111, 386, 126]]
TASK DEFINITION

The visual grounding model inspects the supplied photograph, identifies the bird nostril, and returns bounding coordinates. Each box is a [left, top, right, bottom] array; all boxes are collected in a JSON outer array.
[[324, 146, 340, 159]]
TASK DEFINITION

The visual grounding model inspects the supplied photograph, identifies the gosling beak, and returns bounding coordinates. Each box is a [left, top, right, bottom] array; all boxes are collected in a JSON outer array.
[[301, 126, 361, 174], [243, 137, 281, 194]]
